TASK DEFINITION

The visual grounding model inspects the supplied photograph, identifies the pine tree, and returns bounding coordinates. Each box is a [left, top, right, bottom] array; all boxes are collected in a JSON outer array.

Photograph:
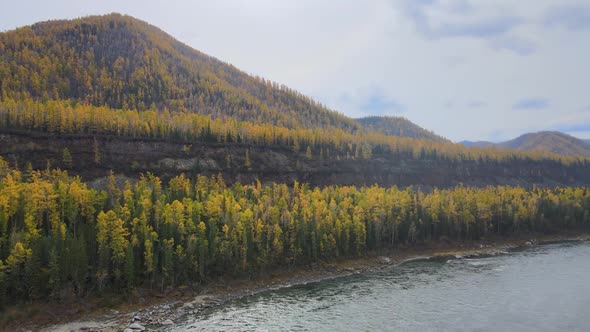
[[48, 247, 61, 300], [245, 149, 252, 170], [93, 138, 101, 164], [62, 148, 72, 168]]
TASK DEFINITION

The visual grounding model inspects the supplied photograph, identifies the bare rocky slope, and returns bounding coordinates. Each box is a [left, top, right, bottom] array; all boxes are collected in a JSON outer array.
[[2, 129, 589, 189]]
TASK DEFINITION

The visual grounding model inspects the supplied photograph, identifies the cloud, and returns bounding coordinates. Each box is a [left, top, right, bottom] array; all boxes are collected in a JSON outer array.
[[360, 92, 405, 114], [557, 124, 590, 133], [544, 5, 590, 30], [433, 16, 523, 38], [512, 98, 550, 110], [403, 0, 523, 39], [553, 110, 590, 133], [557, 123, 590, 140], [401, 0, 535, 55], [468, 101, 486, 108], [490, 36, 536, 55], [444, 56, 466, 67]]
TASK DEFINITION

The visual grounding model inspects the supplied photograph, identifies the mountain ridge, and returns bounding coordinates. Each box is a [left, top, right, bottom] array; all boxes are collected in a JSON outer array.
[[355, 116, 449, 142], [0, 13, 449, 143], [458, 140, 495, 148], [0, 13, 363, 132], [459, 131, 590, 157]]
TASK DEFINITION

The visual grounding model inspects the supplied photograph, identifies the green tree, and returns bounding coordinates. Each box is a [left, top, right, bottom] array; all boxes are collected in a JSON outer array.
[[93, 138, 101, 164], [62, 148, 72, 168], [245, 149, 252, 170]]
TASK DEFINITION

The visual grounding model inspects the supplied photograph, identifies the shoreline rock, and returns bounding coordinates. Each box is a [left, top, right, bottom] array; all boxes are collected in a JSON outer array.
[[37, 233, 590, 332]]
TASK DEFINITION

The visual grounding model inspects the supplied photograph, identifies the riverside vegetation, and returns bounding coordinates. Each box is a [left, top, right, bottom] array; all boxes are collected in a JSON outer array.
[[1, 13, 590, 324], [0, 158, 589, 307]]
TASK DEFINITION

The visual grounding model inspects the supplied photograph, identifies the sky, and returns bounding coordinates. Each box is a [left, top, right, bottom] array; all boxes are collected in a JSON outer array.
[[0, 0, 589, 142]]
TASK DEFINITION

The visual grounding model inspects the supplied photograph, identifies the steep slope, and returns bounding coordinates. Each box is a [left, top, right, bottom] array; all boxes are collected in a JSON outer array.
[[0, 13, 360, 132], [356, 116, 448, 142], [498, 131, 590, 157], [2, 14, 590, 190], [3, 130, 590, 188]]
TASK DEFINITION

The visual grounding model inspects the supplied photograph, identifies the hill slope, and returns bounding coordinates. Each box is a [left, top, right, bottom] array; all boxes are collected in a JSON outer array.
[[0, 13, 360, 132], [498, 131, 590, 157], [458, 132, 590, 158], [2, 14, 590, 190], [0, 13, 465, 143], [355, 116, 449, 142]]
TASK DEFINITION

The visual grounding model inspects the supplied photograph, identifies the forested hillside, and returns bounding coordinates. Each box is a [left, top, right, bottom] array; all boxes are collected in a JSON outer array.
[[0, 160, 588, 306], [0, 13, 360, 132], [1, 13, 588, 167], [0, 14, 590, 321], [0, 98, 581, 165], [498, 131, 590, 157], [356, 116, 449, 142], [459, 132, 590, 158]]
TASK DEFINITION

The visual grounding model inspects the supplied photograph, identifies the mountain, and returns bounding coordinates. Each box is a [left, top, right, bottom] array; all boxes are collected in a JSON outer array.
[[458, 140, 495, 148], [0, 13, 361, 132], [2, 14, 590, 190], [497, 131, 590, 157], [0, 13, 453, 142], [459, 131, 590, 157], [355, 116, 449, 142]]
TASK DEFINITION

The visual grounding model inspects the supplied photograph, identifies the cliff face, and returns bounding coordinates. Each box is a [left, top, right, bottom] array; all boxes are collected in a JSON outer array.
[[2, 130, 589, 189]]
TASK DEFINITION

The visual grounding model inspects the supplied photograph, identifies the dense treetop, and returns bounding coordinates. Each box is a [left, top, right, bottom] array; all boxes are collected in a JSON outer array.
[[0, 160, 588, 305], [1, 98, 586, 166]]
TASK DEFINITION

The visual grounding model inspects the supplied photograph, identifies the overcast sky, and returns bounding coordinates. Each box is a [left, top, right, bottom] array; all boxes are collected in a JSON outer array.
[[1, 0, 589, 142]]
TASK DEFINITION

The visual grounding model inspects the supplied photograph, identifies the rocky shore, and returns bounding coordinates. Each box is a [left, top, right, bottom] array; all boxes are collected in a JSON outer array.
[[14, 233, 589, 332]]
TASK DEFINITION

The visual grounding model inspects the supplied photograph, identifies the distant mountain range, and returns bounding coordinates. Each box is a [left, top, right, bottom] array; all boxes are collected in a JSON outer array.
[[355, 116, 449, 142], [460, 131, 590, 157], [459, 140, 495, 148]]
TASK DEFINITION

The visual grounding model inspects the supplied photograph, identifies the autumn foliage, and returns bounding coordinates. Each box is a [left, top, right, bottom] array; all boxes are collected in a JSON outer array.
[[0, 159, 589, 305]]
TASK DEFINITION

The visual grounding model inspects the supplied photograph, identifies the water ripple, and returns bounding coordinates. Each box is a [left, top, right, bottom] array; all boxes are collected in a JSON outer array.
[[170, 242, 590, 332]]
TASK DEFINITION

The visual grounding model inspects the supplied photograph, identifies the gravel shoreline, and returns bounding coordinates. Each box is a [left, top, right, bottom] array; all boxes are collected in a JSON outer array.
[[29, 233, 590, 332]]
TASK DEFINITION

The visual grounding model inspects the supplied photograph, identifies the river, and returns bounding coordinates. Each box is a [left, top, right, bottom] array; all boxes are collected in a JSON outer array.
[[168, 241, 590, 331]]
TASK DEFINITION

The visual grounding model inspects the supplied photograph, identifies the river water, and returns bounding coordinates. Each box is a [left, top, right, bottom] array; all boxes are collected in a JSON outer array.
[[169, 241, 590, 331]]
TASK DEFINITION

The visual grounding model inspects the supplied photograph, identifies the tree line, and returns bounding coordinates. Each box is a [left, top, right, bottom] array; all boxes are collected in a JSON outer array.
[[0, 158, 588, 305], [1, 98, 586, 167]]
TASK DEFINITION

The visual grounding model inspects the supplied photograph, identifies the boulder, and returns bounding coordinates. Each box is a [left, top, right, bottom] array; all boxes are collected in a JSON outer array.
[[377, 256, 391, 264], [162, 319, 175, 326], [129, 322, 146, 331]]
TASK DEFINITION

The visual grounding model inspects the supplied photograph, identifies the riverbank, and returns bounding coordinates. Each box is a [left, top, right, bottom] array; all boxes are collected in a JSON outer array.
[[5, 232, 589, 332]]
